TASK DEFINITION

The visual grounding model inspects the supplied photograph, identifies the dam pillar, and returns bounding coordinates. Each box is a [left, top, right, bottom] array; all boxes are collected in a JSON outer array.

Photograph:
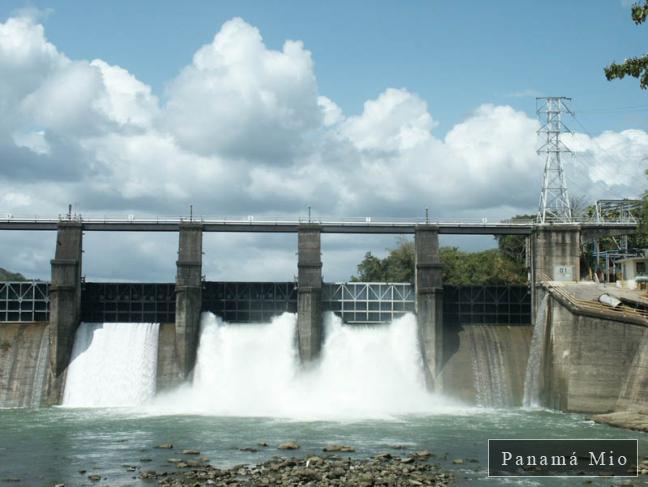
[[531, 224, 581, 322], [415, 225, 443, 390], [175, 223, 203, 378], [297, 224, 322, 363], [47, 222, 83, 404], [532, 224, 581, 283]]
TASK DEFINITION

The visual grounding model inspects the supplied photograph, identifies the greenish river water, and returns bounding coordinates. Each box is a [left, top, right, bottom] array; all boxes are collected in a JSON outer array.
[[0, 407, 644, 486]]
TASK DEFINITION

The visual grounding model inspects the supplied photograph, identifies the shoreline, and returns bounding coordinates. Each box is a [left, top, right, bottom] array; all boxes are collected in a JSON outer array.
[[135, 450, 457, 486]]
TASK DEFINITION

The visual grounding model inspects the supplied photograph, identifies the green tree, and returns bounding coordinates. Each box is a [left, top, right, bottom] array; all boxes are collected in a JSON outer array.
[[605, 1, 648, 88], [0, 268, 26, 281], [494, 214, 534, 266], [352, 238, 415, 282], [352, 239, 527, 285], [353, 252, 386, 282]]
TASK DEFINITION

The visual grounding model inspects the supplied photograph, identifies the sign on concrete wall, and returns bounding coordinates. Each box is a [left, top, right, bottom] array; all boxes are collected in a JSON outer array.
[[554, 265, 574, 281]]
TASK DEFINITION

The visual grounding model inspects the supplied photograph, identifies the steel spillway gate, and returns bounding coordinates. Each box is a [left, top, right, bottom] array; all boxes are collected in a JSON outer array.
[[81, 283, 176, 323], [0, 282, 49, 322], [0, 281, 531, 326], [322, 282, 415, 324], [443, 284, 531, 326], [202, 282, 298, 323]]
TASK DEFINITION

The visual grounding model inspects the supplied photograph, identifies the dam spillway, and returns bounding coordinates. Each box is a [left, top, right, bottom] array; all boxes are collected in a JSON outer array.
[[0, 281, 534, 408], [23, 311, 459, 416], [62, 322, 159, 407]]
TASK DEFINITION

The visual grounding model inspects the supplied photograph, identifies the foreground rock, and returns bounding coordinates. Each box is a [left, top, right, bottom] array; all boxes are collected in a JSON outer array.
[[592, 411, 648, 432], [278, 441, 300, 450], [139, 454, 455, 486]]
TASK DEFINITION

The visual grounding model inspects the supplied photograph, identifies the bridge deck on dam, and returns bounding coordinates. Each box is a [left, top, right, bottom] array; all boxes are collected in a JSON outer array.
[[0, 281, 531, 326], [0, 216, 637, 235]]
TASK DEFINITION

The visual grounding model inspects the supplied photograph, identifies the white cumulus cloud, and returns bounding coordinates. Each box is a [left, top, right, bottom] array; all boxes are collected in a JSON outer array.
[[0, 14, 645, 281]]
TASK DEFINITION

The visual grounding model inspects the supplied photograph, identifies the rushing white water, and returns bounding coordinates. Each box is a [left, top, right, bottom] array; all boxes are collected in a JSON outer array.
[[30, 326, 50, 407], [522, 294, 550, 407], [63, 322, 159, 407], [468, 326, 512, 408], [153, 312, 459, 419]]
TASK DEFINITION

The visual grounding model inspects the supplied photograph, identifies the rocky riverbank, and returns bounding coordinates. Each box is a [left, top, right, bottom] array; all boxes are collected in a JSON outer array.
[[137, 450, 455, 486], [592, 410, 648, 432]]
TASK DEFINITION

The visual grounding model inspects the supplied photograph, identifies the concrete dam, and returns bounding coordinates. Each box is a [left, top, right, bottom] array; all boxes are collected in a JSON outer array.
[[0, 217, 645, 420]]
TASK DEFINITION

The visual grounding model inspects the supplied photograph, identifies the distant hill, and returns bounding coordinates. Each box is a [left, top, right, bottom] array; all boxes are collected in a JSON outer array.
[[0, 268, 27, 281]]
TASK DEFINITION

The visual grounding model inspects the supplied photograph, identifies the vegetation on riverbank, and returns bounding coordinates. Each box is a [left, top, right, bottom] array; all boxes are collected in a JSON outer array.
[[0, 268, 26, 281]]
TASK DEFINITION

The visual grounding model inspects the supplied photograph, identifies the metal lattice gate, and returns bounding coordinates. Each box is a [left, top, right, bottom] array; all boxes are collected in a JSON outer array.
[[0, 282, 49, 322], [322, 282, 415, 324]]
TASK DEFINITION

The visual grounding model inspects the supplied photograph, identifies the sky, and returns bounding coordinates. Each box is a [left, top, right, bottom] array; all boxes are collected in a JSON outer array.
[[0, 0, 647, 282]]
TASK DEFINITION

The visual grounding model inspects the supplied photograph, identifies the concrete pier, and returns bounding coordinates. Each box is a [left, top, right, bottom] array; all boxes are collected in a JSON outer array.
[[175, 223, 203, 378], [47, 222, 83, 403], [532, 225, 581, 282], [296, 224, 323, 363], [415, 225, 443, 389]]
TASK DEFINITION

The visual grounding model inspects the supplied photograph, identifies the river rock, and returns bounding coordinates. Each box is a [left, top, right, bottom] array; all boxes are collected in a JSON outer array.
[[452, 458, 464, 464], [143, 454, 456, 486], [156, 443, 173, 449], [87, 474, 101, 482], [182, 449, 200, 455], [278, 441, 300, 450], [323, 444, 355, 452]]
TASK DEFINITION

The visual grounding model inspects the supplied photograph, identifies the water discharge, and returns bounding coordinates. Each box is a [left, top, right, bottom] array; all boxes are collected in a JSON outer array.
[[63, 322, 159, 407], [153, 312, 459, 419], [523, 293, 550, 407], [467, 326, 512, 408]]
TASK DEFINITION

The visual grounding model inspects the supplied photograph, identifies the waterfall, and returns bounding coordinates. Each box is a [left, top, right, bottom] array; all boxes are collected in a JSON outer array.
[[153, 312, 457, 419], [523, 294, 550, 407], [468, 326, 512, 408], [63, 322, 159, 407], [29, 326, 50, 407]]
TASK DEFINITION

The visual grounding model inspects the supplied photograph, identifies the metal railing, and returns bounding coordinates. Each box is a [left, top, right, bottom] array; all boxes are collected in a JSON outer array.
[[0, 211, 638, 226]]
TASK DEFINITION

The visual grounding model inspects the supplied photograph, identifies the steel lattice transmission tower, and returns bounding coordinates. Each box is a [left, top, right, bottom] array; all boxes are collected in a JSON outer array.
[[536, 96, 573, 223]]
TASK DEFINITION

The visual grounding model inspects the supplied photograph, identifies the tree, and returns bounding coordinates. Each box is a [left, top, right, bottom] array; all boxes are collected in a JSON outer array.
[[351, 237, 415, 282], [0, 268, 26, 281], [352, 238, 527, 285], [605, 1, 648, 88], [494, 214, 534, 266]]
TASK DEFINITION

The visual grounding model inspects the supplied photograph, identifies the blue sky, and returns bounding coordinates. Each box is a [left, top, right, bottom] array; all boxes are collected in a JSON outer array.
[[0, 1, 647, 281], [2, 1, 646, 135]]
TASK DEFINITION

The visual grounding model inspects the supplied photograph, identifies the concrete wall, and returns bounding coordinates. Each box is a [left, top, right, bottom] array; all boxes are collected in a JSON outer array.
[[441, 324, 532, 406], [532, 226, 580, 282], [541, 294, 645, 413], [616, 327, 648, 412], [175, 224, 203, 379], [415, 226, 443, 389], [296, 224, 322, 363], [47, 223, 83, 404], [156, 322, 182, 392], [0, 323, 50, 407]]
